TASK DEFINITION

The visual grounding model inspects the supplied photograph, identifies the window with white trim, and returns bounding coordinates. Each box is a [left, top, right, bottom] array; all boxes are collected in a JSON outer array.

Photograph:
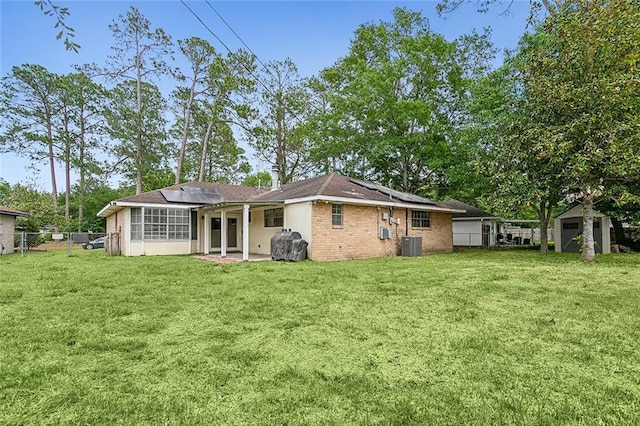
[[332, 204, 343, 226], [411, 210, 431, 228], [130, 207, 190, 240], [131, 208, 143, 240]]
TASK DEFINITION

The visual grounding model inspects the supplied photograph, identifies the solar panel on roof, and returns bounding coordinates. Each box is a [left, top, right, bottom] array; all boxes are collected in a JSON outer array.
[[348, 178, 436, 205], [161, 187, 224, 204]]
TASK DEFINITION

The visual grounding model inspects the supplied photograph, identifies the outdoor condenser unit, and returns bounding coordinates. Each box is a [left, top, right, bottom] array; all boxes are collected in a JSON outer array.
[[401, 236, 422, 256]]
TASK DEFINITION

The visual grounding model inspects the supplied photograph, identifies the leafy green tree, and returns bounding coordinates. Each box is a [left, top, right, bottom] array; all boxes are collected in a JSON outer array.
[[183, 104, 251, 184], [242, 171, 272, 188], [436, 0, 562, 17], [54, 72, 107, 226], [64, 71, 109, 230], [246, 58, 313, 184], [106, 6, 173, 194], [67, 185, 134, 231], [516, 0, 640, 260], [0, 64, 62, 219], [179, 49, 255, 183], [0, 183, 56, 231], [173, 37, 218, 184], [467, 57, 569, 253], [106, 81, 171, 191], [35, 0, 80, 52], [314, 8, 493, 196]]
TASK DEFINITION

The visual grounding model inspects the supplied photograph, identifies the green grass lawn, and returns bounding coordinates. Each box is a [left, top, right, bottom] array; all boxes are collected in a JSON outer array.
[[1, 249, 639, 424]]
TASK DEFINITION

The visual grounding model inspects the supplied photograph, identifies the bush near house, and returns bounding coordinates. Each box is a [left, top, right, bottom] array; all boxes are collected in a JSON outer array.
[[1, 250, 639, 424]]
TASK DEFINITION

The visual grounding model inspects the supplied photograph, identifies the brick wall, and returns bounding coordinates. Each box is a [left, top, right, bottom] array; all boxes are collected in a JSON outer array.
[[407, 210, 454, 254], [309, 202, 453, 261]]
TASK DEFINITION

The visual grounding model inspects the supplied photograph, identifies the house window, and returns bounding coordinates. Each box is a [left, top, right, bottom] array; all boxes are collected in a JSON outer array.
[[130, 207, 190, 240], [411, 211, 431, 228], [131, 208, 142, 240], [332, 204, 343, 226], [190, 211, 198, 240], [264, 208, 284, 228]]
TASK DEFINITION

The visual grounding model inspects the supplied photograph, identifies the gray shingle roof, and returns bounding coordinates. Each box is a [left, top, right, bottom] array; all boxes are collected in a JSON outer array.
[[254, 173, 438, 206], [107, 175, 452, 211], [442, 199, 498, 219]]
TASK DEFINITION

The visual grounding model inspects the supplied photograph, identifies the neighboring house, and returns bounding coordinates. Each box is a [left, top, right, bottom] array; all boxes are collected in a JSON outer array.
[[0, 206, 29, 254], [554, 204, 611, 254], [98, 173, 463, 261], [443, 199, 504, 247]]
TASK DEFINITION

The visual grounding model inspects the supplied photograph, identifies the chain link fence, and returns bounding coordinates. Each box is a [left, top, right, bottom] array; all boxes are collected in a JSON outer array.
[[453, 229, 555, 248], [0, 232, 112, 256]]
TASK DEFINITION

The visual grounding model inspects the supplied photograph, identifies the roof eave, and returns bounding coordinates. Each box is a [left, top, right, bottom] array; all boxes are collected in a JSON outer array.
[[281, 195, 464, 213], [97, 201, 202, 217], [453, 216, 503, 221], [0, 211, 29, 217]]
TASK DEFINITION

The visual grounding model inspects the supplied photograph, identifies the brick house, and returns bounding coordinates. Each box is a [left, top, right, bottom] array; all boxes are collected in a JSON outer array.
[[98, 174, 462, 261], [0, 206, 29, 254]]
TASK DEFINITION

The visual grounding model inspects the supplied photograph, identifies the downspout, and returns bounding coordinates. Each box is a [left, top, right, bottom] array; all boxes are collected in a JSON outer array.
[[405, 209, 409, 236]]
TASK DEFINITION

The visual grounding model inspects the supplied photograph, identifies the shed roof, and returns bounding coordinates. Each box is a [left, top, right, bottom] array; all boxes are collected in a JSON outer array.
[[0, 206, 29, 217], [554, 203, 608, 220], [442, 199, 501, 220]]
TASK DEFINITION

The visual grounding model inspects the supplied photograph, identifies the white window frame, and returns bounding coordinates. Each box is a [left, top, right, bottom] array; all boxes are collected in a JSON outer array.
[[332, 204, 343, 226], [130, 207, 190, 241]]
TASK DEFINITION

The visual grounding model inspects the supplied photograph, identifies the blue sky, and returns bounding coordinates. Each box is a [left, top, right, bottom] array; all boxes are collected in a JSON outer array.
[[0, 0, 531, 189]]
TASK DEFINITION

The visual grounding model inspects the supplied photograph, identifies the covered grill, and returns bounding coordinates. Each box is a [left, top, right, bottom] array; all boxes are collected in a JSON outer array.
[[270, 230, 308, 261]]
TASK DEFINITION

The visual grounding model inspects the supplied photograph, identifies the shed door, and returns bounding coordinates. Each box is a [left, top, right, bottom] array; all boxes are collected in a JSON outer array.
[[560, 218, 603, 253], [593, 220, 603, 253]]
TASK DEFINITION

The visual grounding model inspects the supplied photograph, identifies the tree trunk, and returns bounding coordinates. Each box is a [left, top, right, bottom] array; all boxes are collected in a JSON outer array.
[[78, 107, 86, 232], [46, 117, 59, 223], [198, 122, 213, 182], [581, 194, 596, 261], [64, 109, 71, 222], [538, 205, 549, 254], [610, 217, 625, 244], [175, 80, 197, 185], [135, 52, 144, 194], [65, 145, 71, 222]]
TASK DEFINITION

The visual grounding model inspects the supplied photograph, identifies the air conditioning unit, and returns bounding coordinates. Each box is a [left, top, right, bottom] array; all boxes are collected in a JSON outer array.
[[401, 236, 423, 256]]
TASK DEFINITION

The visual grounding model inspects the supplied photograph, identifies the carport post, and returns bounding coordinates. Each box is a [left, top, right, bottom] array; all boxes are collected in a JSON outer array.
[[242, 204, 249, 261]]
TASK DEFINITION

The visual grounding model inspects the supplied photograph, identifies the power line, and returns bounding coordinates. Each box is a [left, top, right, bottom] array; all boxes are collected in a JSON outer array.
[[204, 0, 274, 81], [179, 0, 314, 123], [202, 1, 328, 117], [179, 0, 271, 96]]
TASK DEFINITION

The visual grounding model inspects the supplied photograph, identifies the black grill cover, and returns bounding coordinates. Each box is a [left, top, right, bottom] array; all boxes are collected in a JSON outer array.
[[270, 230, 308, 261]]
